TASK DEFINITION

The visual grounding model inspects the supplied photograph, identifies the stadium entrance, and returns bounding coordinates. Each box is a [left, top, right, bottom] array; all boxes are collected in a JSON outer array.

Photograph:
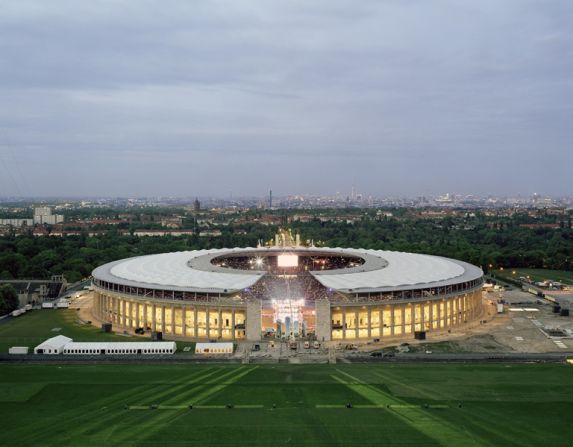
[[261, 298, 316, 339], [258, 272, 320, 340]]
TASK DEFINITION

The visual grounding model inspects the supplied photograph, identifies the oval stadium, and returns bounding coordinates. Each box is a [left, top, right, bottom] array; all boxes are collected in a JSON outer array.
[[91, 233, 484, 343]]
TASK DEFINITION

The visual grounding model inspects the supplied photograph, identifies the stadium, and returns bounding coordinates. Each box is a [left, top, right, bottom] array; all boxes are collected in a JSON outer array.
[[91, 232, 484, 342]]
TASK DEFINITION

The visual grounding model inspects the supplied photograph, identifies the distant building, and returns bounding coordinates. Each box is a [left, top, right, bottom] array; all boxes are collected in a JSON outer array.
[[519, 223, 561, 230], [0, 218, 33, 227], [199, 229, 222, 237], [0, 206, 64, 227], [194, 198, 201, 212], [0, 275, 67, 306], [34, 207, 52, 217], [33, 207, 64, 225], [133, 230, 194, 237], [160, 217, 183, 228]]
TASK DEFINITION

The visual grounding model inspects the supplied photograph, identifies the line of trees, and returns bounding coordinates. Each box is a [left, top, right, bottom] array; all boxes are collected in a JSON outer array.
[[0, 285, 19, 315], [0, 213, 571, 282]]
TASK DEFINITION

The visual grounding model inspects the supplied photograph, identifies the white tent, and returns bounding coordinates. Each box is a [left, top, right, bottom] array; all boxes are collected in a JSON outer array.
[[34, 335, 72, 355], [34, 336, 177, 355], [195, 342, 233, 354], [63, 341, 176, 355]]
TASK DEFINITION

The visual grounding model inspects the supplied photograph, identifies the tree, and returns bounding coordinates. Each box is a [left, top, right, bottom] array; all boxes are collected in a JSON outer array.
[[0, 285, 19, 316]]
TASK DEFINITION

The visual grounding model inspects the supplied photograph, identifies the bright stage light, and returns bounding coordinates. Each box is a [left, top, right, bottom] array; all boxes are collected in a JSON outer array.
[[255, 257, 264, 267], [271, 298, 305, 321], [277, 254, 298, 267]]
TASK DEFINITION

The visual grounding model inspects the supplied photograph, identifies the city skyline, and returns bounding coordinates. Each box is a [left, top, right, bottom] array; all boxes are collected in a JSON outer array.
[[1, 1, 572, 197]]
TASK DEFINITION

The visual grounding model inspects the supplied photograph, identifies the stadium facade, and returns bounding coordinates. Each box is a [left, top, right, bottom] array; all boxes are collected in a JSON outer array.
[[91, 239, 484, 342]]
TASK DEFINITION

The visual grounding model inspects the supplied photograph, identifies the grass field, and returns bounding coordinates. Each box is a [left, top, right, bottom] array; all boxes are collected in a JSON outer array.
[[494, 268, 573, 286], [0, 309, 142, 353], [1, 363, 572, 446]]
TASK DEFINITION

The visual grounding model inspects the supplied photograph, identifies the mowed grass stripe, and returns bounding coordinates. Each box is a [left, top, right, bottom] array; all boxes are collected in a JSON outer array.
[[109, 366, 259, 446], [78, 367, 252, 442], [10, 367, 218, 445], [333, 369, 495, 447], [315, 404, 450, 409], [130, 367, 223, 406], [128, 404, 266, 410], [48, 367, 252, 445], [372, 368, 447, 401], [2, 364, 573, 446]]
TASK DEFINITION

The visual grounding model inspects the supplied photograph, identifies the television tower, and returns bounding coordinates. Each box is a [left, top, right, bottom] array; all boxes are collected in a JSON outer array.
[[269, 189, 273, 208]]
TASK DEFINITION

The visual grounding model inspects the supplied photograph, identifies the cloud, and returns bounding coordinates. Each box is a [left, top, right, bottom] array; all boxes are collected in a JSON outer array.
[[0, 0, 572, 197]]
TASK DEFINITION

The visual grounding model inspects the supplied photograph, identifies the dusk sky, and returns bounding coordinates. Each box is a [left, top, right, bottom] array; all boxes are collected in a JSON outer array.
[[0, 0, 572, 198]]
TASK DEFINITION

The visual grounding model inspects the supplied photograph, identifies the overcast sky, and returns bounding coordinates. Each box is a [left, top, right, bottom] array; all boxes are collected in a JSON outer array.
[[0, 0, 572, 198]]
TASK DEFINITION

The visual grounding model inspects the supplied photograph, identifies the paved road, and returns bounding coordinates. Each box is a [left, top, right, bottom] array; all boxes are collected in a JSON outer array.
[[2, 351, 572, 364]]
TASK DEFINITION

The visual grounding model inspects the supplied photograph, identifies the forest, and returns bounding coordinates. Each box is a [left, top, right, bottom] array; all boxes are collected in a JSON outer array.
[[0, 212, 571, 283]]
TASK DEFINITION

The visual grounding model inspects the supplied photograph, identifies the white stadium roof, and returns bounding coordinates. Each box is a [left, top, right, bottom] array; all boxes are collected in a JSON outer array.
[[109, 249, 262, 291], [92, 247, 482, 294], [311, 249, 468, 292]]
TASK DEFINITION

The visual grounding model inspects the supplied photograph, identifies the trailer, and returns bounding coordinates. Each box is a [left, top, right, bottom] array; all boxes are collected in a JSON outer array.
[[42, 302, 54, 309], [9, 346, 29, 355]]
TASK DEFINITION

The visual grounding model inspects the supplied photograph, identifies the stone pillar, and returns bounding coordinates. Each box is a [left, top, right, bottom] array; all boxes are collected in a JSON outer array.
[[315, 298, 331, 342], [245, 299, 261, 341], [152, 303, 156, 332], [218, 309, 222, 339], [161, 305, 166, 334], [428, 302, 433, 330], [206, 307, 210, 338], [231, 309, 236, 340], [367, 307, 372, 338], [194, 307, 198, 338], [121, 300, 126, 328], [410, 305, 415, 334], [182, 307, 186, 336], [390, 306, 395, 336], [171, 305, 175, 335]]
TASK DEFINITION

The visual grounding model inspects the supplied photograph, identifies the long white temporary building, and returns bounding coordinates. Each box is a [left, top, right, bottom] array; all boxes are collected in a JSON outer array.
[[195, 342, 234, 354], [34, 336, 176, 355], [63, 341, 176, 355]]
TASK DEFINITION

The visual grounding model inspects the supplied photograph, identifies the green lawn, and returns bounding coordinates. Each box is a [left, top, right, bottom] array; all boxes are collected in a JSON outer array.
[[0, 309, 141, 353], [0, 308, 195, 355], [494, 268, 573, 285], [0, 363, 572, 446]]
